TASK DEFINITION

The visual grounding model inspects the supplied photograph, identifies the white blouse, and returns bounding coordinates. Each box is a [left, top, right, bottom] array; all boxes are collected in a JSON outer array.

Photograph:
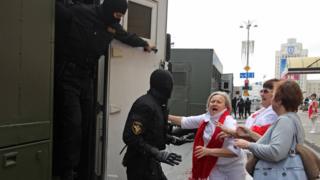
[[245, 105, 278, 129], [181, 110, 244, 167]]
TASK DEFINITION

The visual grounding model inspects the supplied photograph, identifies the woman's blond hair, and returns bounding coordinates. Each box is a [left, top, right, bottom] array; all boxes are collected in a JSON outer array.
[[206, 91, 232, 112]]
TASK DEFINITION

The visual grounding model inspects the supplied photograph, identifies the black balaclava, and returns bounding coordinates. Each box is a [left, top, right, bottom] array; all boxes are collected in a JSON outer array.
[[148, 69, 173, 105], [98, 0, 128, 25]]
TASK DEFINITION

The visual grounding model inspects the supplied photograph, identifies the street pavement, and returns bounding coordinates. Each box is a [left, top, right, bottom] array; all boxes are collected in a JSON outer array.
[[298, 110, 320, 152], [162, 139, 254, 180], [162, 110, 320, 180]]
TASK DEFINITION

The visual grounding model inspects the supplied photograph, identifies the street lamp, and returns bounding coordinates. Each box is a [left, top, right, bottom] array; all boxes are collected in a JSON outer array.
[[240, 20, 257, 96]]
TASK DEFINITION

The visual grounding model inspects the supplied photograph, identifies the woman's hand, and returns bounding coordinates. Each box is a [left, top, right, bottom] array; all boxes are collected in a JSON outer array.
[[215, 121, 236, 136], [194, 146, 211, 159], [216, 131, 231, 140], [234, 139, 250, 149], [235, 125, 251, 138], [236, 125, 261, 142]]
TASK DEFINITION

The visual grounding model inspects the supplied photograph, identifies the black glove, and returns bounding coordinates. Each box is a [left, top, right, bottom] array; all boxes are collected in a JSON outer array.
[[168, 133, 194, 146], [155, 151, 182, 166]]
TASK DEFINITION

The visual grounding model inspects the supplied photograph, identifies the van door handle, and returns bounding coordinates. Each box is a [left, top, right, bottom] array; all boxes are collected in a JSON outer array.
[[3, 152, 18, 168]]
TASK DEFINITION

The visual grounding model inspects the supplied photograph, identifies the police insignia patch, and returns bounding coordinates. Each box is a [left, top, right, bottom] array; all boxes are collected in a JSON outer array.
[[132, 121, 143, 135]]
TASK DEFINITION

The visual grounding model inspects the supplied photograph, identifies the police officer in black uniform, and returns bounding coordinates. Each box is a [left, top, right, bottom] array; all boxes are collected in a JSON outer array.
[[122, 69, 193, 180], [53, 0, 154, 180]]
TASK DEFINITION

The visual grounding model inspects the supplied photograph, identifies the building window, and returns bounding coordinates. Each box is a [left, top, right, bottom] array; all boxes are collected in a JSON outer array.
[[127, 2, 152, 39], [126, 0, 157, 45], [224, 82, 229, 89]]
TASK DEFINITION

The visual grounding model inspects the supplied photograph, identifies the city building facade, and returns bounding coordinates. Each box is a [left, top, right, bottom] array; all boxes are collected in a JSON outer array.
[[169, 48, 223, 116], [306, 80, 320, 98], [275, 38, 308, 91], [221, 73, 234, 95]]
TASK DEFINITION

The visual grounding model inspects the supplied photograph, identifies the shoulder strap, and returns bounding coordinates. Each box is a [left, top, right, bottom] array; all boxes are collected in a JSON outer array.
[[267, 115, 297, 154], [286, 113, 300, 154]]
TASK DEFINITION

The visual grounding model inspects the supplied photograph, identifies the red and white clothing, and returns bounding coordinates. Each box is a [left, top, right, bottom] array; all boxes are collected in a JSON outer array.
[[181, 109, 245, 180], [308, 100, 319, 119], [245, 105, 278, 135]]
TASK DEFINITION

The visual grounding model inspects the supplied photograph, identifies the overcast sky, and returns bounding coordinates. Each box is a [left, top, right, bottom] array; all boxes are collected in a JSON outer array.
[[167, 0, 320, 86]]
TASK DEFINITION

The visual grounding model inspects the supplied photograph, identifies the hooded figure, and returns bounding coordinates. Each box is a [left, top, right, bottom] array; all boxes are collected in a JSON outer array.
[[98, 0, 128, 25], [149, 69, 174, 105], [53, 1, 152, 180], [122, 69, 185, 180]]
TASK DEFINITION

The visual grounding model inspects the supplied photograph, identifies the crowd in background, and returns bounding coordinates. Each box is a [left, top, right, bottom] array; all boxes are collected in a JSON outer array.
[[232, 96, 253, 120]]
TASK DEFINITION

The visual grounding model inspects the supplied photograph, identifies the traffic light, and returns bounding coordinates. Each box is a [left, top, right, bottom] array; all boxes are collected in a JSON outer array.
[[244, 79, 249, 90], [243, 79, 250, 96]]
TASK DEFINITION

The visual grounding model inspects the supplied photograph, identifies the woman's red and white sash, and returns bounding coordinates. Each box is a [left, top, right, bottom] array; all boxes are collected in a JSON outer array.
[[191, 110, 230, 179]]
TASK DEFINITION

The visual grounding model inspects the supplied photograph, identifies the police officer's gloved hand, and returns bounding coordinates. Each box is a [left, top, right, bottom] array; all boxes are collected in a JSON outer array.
[[155, 151, 182, 166], [168, 134, 194, 146], [149, 147, 182, 166]]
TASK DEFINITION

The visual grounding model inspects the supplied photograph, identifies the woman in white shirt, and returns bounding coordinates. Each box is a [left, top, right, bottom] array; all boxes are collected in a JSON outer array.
[[169, 91, 245, 180], [218, 79, 279, 142]]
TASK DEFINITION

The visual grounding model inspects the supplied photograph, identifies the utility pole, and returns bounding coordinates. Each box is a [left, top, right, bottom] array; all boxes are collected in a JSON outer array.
[[240, 20, 257, 96]]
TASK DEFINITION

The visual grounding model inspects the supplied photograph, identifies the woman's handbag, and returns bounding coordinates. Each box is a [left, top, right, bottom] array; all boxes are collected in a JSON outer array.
[[254, 153, 307, 179], [295, 141, 320, 179], [253, 129, 307, 180], [245, 154, 258, 176], [291, 111, 320, 180], [247, 141, 320, 179]]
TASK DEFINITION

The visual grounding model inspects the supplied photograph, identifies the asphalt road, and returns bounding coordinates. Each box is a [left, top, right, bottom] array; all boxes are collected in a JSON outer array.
[[162, 143, 253, 180]]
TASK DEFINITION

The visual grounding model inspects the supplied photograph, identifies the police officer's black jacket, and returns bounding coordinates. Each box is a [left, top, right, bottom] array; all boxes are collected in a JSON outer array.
[[55, 2, 148, 66], [122, 91, 169, 163]]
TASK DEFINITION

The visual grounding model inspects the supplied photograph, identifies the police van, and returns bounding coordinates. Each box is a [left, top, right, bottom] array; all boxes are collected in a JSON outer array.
[[0, 0, 169, 179]]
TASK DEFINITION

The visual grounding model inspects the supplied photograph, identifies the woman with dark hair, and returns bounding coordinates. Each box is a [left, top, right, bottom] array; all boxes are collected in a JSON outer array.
[[308, 93, 319, 133], [218, 79, 279, 142], [242, 79, 279, 138], [235, 80, 307, 179]]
